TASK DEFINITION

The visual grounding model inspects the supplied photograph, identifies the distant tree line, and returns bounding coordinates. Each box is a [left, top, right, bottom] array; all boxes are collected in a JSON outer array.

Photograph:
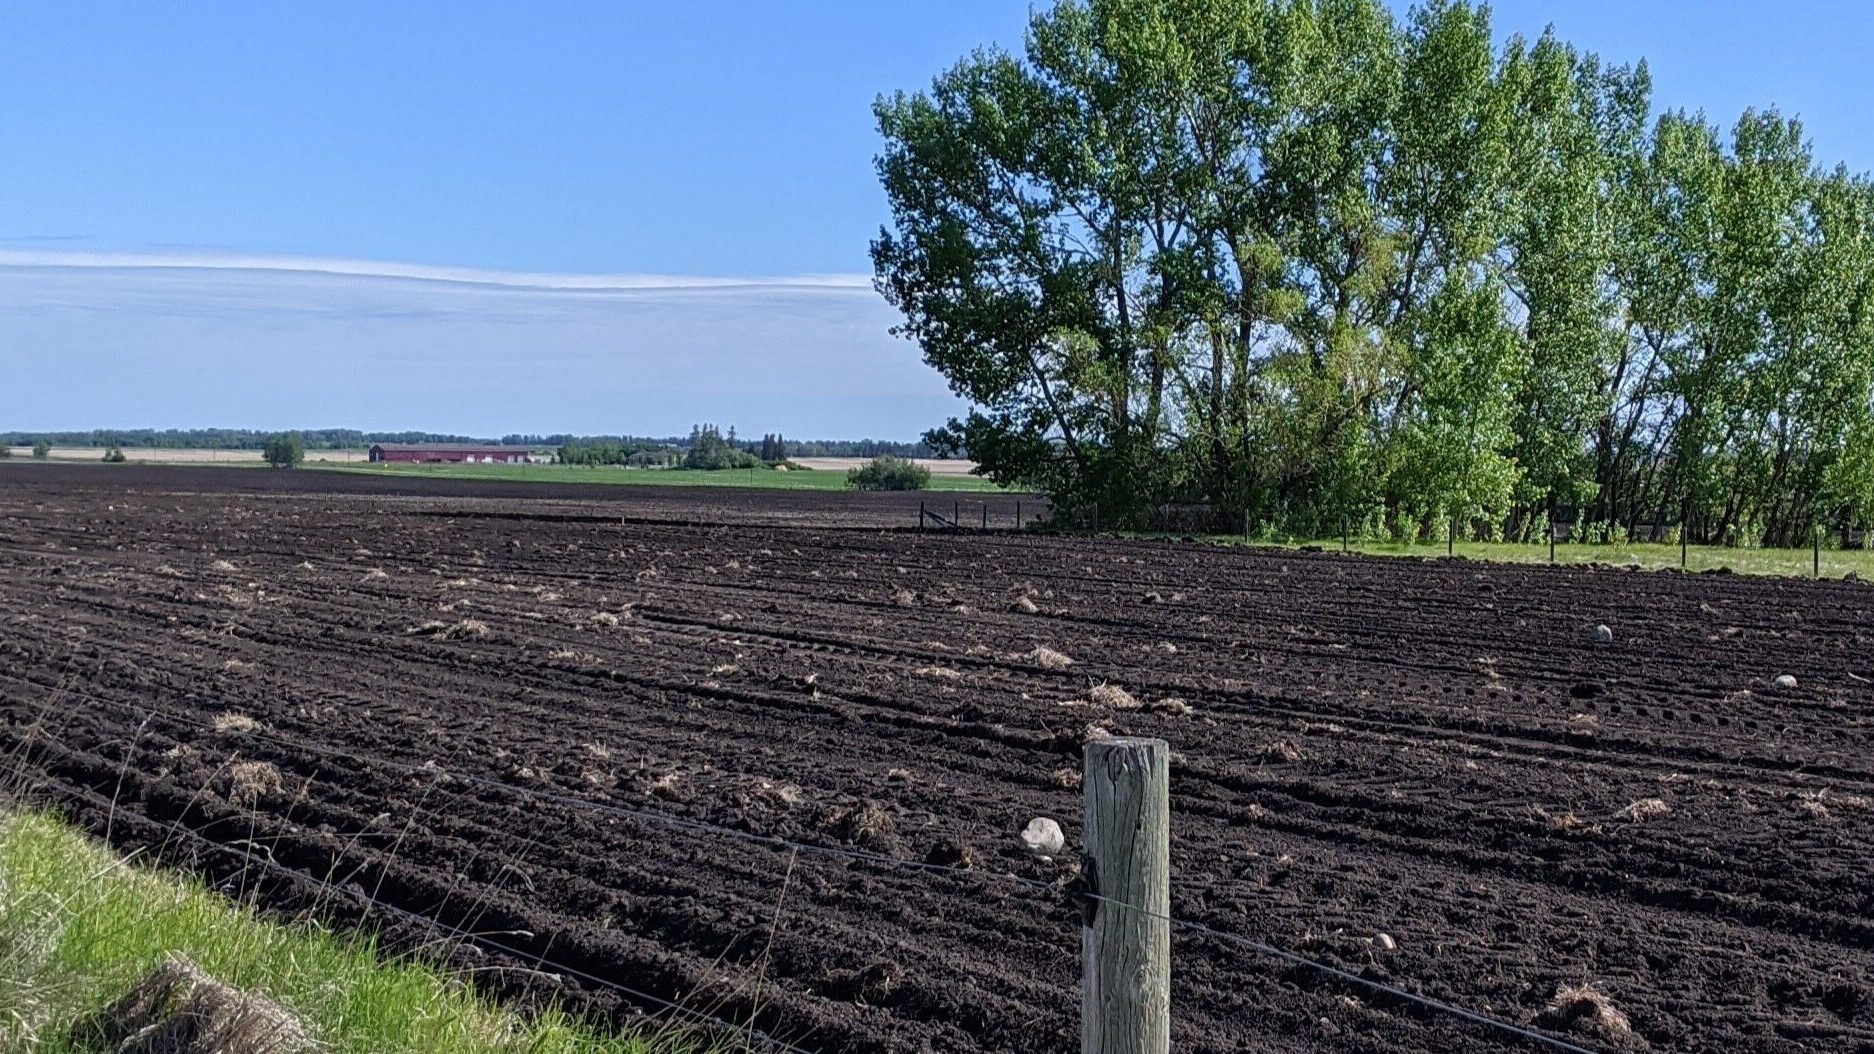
[[0, 428, 499, 451], [876, 0, 1874, 546]]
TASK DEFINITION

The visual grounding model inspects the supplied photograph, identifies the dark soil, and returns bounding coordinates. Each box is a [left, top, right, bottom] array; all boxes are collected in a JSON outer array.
[[3, 465, 1871, 1053]]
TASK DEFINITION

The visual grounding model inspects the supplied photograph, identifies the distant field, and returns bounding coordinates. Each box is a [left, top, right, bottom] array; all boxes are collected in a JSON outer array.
[[2, 446, 367, 463], [312, 459, 1007, 492], [790, 456, 981, 476]]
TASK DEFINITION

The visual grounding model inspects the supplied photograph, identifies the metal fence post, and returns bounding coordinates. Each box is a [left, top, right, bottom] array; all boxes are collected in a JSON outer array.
[[982, 504, 988, 530], [918, 500, 925, 533], [1017, 500, 1023, 529], [1448, 516, 1455, 557], [1083, 737, 1170, 1054]]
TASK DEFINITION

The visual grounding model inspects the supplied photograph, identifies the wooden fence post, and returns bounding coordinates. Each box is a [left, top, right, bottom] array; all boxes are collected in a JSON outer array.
[[1083, 737, 1170, 1054]]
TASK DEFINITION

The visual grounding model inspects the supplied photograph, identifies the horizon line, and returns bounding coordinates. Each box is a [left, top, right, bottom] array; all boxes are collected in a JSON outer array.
[[0, 248, 877, 294]]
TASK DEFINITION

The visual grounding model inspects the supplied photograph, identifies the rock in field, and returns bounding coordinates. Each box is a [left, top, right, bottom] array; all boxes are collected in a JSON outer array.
[[1586, 624, 1614, 644], [1019, 817, 1065, 859], [1774, 674, 1798, 689]]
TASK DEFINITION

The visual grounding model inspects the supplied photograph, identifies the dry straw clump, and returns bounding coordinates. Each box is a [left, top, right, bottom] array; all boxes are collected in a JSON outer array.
[[76, 955, 316, 1054], [212, 713, 261, 735], [218, 762, 284, 807], [1088, 683, 1141, 710], [1616, 797, 1670, 822], [440, 619, 491, 640], [1028, 646, 1075, 670], [1259, 739, 1306, 764], [1535, 983, 1633, 1045]]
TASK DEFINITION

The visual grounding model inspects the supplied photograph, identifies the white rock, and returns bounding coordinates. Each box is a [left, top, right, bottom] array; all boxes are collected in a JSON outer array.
[[1774, 674, 1798, 689], [1019, 817, 1065, 859], [1375, 932, 1397, 951], [1587, 624, 1614, 644]]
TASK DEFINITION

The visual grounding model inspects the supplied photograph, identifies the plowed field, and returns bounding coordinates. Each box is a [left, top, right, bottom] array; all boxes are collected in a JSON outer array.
[[2, 465, 1870, 1053]]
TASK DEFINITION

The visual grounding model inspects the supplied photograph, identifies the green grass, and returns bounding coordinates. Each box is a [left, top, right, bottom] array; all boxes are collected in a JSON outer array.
[[1199, 535, 1873, 579], [0, 808, 704, 1054], [310, 461, 1010, 493]]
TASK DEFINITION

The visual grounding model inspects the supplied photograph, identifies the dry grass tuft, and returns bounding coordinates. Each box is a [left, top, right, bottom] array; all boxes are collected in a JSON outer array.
[[915, 665, 963, 682], [218, 761, 284, 808], [435, 619, 490, 641], [1011, 595, 1040, 614], [1088, 683, 1141, 710], [1536, 983, 1632, 1044], [209, 559, 237, 573], [1148, 697, 1194, 716], [891, 588, 917, 608], [925, 835, 977, 870], [1616, 797, 1670, 822], [1049, 766, 1082, 789], [76, 955, 316, 1054], [212, 713, 261, 735], [589, 611, 621, 627], [1259, 739, 1306, 764], [360, 568, 388, 582], [827, 802, 896, 848], [1028, 646, 1075, 670]]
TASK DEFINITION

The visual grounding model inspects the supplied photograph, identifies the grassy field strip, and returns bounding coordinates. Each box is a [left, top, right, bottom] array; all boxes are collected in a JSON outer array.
[[311, 461, 1010, 492], [1205, 537, 1874, 578], [0, 808, 696, 1054]]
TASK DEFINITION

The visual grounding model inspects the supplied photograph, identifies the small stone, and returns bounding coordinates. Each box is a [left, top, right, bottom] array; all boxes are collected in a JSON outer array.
[[1587, 624, 1614, 644], [1374, 932, 1396, 951], [1846, 571, 1861, 583], [1019, 817, 1065, 859], [1774, 674, 1798, 690]]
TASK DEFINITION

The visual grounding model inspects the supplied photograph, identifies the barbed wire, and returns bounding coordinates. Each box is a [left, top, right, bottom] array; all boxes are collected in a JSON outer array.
[[3, 688, 1607, 1054]]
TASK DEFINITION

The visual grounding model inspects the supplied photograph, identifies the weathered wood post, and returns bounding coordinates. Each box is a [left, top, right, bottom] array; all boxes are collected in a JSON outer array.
[[1548, 494, 1557, 564], [1017, 500, 1023, 529], [1083, 737, 1170, 1054], [1447, 516, 1455, 557], [1814, 520, 1821, 578], [919, 500, 925, 533], [982, 504, 988, 530]]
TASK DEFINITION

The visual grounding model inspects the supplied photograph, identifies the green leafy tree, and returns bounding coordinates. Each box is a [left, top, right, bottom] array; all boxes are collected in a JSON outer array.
[[31, 439, 50, 459], [262, 432, 305, 468], [101, 446, 127, 463]]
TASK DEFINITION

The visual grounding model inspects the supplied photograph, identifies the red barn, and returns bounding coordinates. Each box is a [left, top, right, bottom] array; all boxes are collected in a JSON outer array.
[[368, 443, 533, 464]]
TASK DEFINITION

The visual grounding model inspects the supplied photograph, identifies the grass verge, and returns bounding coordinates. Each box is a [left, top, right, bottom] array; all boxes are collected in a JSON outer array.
[[0, 807, 700, 1053], [1194, 536, 1874, 579]]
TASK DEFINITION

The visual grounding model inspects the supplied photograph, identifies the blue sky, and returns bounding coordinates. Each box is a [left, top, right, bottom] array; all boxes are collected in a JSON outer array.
[[3, 1, 1871, 438]]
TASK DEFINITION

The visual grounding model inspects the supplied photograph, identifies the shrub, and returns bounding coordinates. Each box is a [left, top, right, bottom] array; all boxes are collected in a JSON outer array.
[[101, 446, 127, 463], [31, 439, 50, 459], [0, 445, 9, 458], [262, 432, 305, 468], [847, 456, 931, 491]]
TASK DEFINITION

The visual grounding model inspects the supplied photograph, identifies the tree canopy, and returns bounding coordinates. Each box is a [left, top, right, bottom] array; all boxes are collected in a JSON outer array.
[[262, 432, 304, 468], [874, 0, 1874, 545]]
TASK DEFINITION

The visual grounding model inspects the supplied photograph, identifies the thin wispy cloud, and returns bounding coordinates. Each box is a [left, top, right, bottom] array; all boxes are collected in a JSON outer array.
[[0, 250, 954, 438]]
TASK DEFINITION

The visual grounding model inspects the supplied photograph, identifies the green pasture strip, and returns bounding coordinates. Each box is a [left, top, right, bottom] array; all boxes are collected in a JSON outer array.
[[1182, 535, 1874, 579], [310, 461, 1010, 492], [0, 808, 706, 1054]]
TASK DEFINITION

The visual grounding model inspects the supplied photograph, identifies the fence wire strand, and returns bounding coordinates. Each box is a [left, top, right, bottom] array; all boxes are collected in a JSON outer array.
[[3, 688, 1608, 1054]]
